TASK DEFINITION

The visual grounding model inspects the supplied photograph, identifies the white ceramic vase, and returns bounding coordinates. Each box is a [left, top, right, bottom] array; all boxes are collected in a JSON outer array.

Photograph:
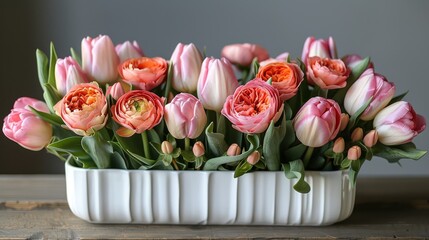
[[65, 160, 355, 225]]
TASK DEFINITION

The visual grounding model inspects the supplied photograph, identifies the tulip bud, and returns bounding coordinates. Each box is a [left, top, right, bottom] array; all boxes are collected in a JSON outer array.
[[333, 138, 345, 153], [340, 113, 349, 131], [246, 151, 261, 165], [347, 146, 361, 161], [170, 43, 203, 93], [115, 40, 144, 63], [197, 57, 239, 112], [373, 101, 426, 145], [301, 36, 337, 64], [363, 130, 378, 148], [294, 97, 342, 147], [351, 127, 364, 142], [81, 35, 120, 84], [161, 141, 173, 154], [193, 141, 205, 157], [221, 43, 269, 66], [55, 57, 89, 96], [344, 68, 396, 121], [227, 143, 241, 156], [164, 93, 207, 139], [106, 82, 130, 100]]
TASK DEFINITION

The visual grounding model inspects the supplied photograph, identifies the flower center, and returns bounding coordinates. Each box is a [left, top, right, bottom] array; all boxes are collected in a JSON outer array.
[[234, 88, 270, 116], [66, 87, 99, 111]]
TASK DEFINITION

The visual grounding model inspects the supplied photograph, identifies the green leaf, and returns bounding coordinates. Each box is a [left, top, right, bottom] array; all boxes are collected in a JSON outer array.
[[181, 149, 196, 162], [234, 160, 253, 178], [110, 141, 128, 169], [81, 131, 112, 169], [28, 106, 64, 126], [47, 42, 58, 88], [36, 49, 49, 87], [333, 57, 370, 103], [70, 47, 82, 66], [372, 142, 427, 163], [284, 102, 293, 120], [263, 114, 286, 171], [164, 60, 173, 100], [126, 149, 156, 166], [282, 159, 311, 193], [43, 83, 62, 112], [281, 120, 295, 149], [283, 144, 306, 161], [347, 97, 373, 130], [389, 91, 408, 105], [203, 134, 259, 170], [205, 122, 228, 157], [47, 136, 89, 160], [341, 158, 352, 169]]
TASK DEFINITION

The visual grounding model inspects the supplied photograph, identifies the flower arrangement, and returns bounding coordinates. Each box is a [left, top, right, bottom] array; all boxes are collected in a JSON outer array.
[[3, 35, 426, 193]]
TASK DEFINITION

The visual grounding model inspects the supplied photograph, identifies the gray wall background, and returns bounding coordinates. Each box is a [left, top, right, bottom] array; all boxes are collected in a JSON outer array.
[[0, 0, 428, 175]]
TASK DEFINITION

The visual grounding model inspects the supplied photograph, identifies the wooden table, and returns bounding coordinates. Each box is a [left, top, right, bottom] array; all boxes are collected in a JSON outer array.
[[1, 175, 428, 239]]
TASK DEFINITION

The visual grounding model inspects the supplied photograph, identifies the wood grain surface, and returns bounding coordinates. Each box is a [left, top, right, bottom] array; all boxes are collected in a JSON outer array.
[[0, 175, 428, 239]]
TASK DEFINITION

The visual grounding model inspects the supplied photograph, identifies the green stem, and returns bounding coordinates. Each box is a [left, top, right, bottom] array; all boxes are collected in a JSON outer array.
[[185, 137, 191, 151], [164, 60, 173, 100], [142, 131, 151, 159], [319, 89, 328, 98], [172, 158, 180, 170], [303, 146, 314, 168]]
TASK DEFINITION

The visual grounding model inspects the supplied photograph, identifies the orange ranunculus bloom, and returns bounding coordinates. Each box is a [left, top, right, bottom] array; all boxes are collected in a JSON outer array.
[[306, 57, 350, 90], [256, 62, 304, 101], [118, 57, 167, 91]]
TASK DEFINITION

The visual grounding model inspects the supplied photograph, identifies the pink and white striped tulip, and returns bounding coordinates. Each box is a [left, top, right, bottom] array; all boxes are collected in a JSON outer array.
[[55, 57, 89, 96], [302, 36, 337, 64], [115, 40, 144, 63], [3, 97, 52, 151], [164, 93, 207, 139], [344, 68, 395, 121], [197, 57, 239, 112], [81, 35, 120, 84], [170, 43, 203, 93], [294, 97, 342, 147], [373, 101, 426, 145]]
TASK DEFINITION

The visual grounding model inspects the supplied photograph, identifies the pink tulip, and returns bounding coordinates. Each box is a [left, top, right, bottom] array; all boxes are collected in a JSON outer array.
[[164, 93, 207, 139], [106, 82, 130, 100], [3, 97, 52, 151], [221, 43, 269, 66], [222, 79, 284, 134], [55, 57, 89, 96], [344, 68, 395, 121], [342, 54, 374, 70], [170, 43, 203, 93], [302, 36, 337, 64], [118, 57, 167, 91], [54, 83, 108, 136], [111, 90, 164, 137], [307, 57, 350, 89], [81, 35, 120, 84], [197, 57, 239, 112], [294, 97, 342, 147], [373, 101, 426, 145], [115, 40, 144, 63]]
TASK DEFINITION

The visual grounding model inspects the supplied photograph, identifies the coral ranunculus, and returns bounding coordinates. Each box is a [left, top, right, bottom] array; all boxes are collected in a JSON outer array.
[[111, 90, 165, 137], [306, 56, 350, 90], [256, 62, 304, 101], [118, 57, 167, 91], [221, 79, 284, 134], [54, 83, 108, 136], [2, 97, 52, 151]]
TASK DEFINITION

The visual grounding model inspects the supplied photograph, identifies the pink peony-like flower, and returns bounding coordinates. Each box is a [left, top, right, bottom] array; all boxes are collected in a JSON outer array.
[[221, 43, 269, 66], [170, 43, 203, 93], [197, 57, 239, 112], [256, 62, 304, 101], [302, 36, 337, 64], [54, 83, 108, 136], [81, 35, 120, 84], [115, 40, 144, 63], [118, 57, 167, 91], [164, 93, 207, 139], [306, 56, 350, 89], [55, 56, 89, 96], [293, 97, 342, 147], [373, 101, 426, 145], [111, 90, 164, 137], [221, 79, 284, 134], [3, 97, 52, 151], [344, 68, 395, 121]]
